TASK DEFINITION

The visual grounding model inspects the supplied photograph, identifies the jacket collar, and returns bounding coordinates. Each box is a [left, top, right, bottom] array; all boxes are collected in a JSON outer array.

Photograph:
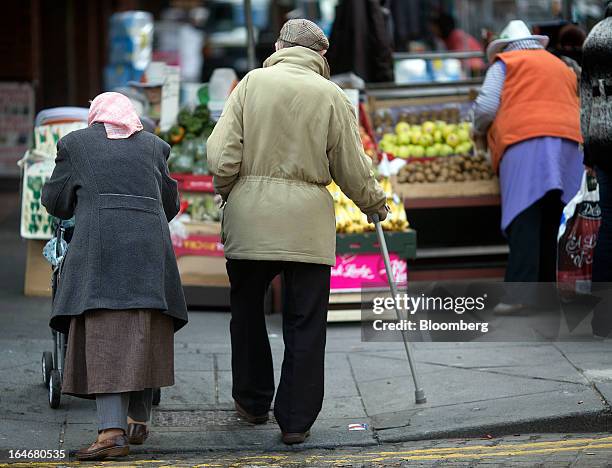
[[263, 46, 330, 79]]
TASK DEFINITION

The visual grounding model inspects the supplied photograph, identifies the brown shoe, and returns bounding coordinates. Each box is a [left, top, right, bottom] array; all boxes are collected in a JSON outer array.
[[234, 401, 269, 424], [127, 423, 149, 445], [282, 430, 310, 445], [75, 434, 129, 461]]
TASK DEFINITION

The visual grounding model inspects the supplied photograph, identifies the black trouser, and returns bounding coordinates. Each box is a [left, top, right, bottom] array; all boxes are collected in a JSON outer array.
[[226, 259, 331, 433], [592, 167, 612, 336], [504, 191, 563, 306]]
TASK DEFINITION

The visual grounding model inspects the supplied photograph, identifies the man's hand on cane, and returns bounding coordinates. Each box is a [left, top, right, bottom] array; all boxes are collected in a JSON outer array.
[[367, 204, 390, 224]]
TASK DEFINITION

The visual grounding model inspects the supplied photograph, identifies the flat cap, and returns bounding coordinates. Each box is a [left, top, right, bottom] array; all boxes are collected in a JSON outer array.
[[278, 19, 329, 51]]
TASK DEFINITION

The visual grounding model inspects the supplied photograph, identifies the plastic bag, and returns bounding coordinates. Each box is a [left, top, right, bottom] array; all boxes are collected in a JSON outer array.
[[557, 171, 601, 296]]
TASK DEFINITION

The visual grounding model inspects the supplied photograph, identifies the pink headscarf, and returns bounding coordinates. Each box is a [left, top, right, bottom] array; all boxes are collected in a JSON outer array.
[[88, 92, 143, 139]]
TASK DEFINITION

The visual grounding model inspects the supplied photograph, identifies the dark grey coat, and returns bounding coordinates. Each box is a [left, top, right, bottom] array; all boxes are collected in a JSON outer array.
[[581, 16, 612, 170], [41, 123, 188, 334]]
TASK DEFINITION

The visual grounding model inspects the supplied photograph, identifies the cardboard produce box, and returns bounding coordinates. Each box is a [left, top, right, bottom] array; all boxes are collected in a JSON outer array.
[[24, 240, 52, 297]]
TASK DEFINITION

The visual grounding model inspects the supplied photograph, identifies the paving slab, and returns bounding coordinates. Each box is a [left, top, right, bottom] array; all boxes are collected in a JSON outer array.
[[373, 387, 607, 442]]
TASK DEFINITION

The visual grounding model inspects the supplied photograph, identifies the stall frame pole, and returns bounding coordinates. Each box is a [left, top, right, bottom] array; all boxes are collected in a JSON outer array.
[[244, 0, 257, 71]]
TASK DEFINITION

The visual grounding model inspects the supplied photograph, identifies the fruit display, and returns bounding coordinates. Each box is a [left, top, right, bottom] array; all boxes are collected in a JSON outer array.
[[396, 155, 495, 184], [328, 178, 409, 233], [158, 105, 215, 145], [359, 125, 378, 161], [378, 120, 474, 159], [158, 104, 216, 175], [167, 138, 208, 174], [180, 192, 221, 222]]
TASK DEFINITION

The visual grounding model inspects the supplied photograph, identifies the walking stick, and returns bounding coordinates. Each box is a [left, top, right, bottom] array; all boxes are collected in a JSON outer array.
[[372, 214, 427, 404]]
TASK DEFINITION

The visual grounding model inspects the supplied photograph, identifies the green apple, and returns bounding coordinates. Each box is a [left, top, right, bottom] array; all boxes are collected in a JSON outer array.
[[457, 129, 470, 143], [419, 133, 434, 147], [395, 122, 410, 135], [442, 124, 457, 138], [412, 145, 425, 158], [422, 121, 436, 134], [398, 132, 411, 145], [382, 133, 397, 144], [445, 132, 460, 148], [440, 144, 454, 157], [397, 145, 410, 158], [435, 120, 446, 130], [410, 131, 422, 145], [456, 141, 473, 155], [433, 130, 443, 143], [425, 146, 438, 158]]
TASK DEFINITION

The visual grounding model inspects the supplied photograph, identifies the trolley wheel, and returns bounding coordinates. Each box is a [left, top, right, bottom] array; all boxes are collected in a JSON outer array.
[[152, 388, 161, 406], [42, 351, 54, 387], [49, 370, 61, 409]]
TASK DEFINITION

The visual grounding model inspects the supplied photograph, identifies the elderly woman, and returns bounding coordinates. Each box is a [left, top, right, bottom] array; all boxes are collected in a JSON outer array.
[[472, 20, 583, 314], [41, 92, 188, 461]]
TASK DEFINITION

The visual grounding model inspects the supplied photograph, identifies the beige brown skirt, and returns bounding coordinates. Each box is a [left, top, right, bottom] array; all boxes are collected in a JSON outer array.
[[62, 309, 175, 398]]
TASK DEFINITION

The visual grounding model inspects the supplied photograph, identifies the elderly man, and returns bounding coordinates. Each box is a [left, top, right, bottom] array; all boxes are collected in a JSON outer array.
[[207, 19, 387, 444]]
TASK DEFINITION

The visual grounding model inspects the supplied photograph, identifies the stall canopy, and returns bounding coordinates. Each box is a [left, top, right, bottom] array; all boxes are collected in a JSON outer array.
[[244, 0, 257, 70]]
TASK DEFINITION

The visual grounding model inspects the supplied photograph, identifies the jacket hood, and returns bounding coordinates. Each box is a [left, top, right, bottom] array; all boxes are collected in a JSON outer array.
[[263, 46, 331, 79]]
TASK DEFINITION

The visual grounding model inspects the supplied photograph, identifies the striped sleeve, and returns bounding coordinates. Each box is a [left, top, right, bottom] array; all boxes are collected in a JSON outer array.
[[472, 61, 506, 134]]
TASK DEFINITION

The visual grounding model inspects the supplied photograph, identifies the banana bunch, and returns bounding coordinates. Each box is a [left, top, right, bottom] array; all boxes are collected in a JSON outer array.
[[382, 198, 409, 231], [380, 177, 409, 232], [327, 179, 409, 233]]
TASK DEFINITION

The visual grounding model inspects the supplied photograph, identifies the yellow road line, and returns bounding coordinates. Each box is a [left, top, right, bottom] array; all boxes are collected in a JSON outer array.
[[2, 437, 612, 467], [374, 435, 612, 456], [369, 442, 612, 462]]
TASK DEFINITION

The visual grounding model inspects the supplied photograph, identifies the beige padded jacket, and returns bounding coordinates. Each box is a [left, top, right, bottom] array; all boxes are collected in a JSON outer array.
[[207, 46, 386, 266]]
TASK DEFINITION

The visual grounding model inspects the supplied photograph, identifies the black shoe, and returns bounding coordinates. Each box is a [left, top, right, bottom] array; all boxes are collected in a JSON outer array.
[[235, 401, 269, 424], [282, 430, 310, 445], [127, 423, 149, 445]]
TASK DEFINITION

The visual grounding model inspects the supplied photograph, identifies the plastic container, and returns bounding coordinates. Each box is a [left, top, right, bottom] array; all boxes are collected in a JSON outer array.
[[208, 68, 238, 102]]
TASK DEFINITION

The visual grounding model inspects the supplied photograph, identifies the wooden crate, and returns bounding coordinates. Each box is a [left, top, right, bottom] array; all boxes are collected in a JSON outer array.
[[393, 178, 500, 200]]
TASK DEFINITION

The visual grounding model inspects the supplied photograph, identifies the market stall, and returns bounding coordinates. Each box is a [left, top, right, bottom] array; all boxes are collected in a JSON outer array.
[[364, 68, 508, 281]]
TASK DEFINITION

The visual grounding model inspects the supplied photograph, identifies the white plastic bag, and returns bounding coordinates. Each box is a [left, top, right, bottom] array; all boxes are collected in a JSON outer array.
[[557, 171, 601, 295]]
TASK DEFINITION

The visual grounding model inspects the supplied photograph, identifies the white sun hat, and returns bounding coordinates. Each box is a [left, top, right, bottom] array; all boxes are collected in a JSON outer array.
[[486, 20, 549, 62]]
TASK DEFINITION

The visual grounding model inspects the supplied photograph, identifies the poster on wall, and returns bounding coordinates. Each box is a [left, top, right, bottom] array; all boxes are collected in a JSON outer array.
[[0, 83, 34, 176]]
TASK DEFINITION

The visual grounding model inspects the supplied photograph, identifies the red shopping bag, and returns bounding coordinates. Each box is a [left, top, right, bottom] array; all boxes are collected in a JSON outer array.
[[557, 171, 601, 296]]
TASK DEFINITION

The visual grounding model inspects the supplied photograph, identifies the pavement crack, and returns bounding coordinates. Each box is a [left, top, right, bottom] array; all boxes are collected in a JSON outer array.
[[371, 389, 571, 419], [553, 343, 612, 412], [346, 354, 380, 445], [58, 417, 67, 450], [213, 353, 219, 405], [420, 361, 588, 386]]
